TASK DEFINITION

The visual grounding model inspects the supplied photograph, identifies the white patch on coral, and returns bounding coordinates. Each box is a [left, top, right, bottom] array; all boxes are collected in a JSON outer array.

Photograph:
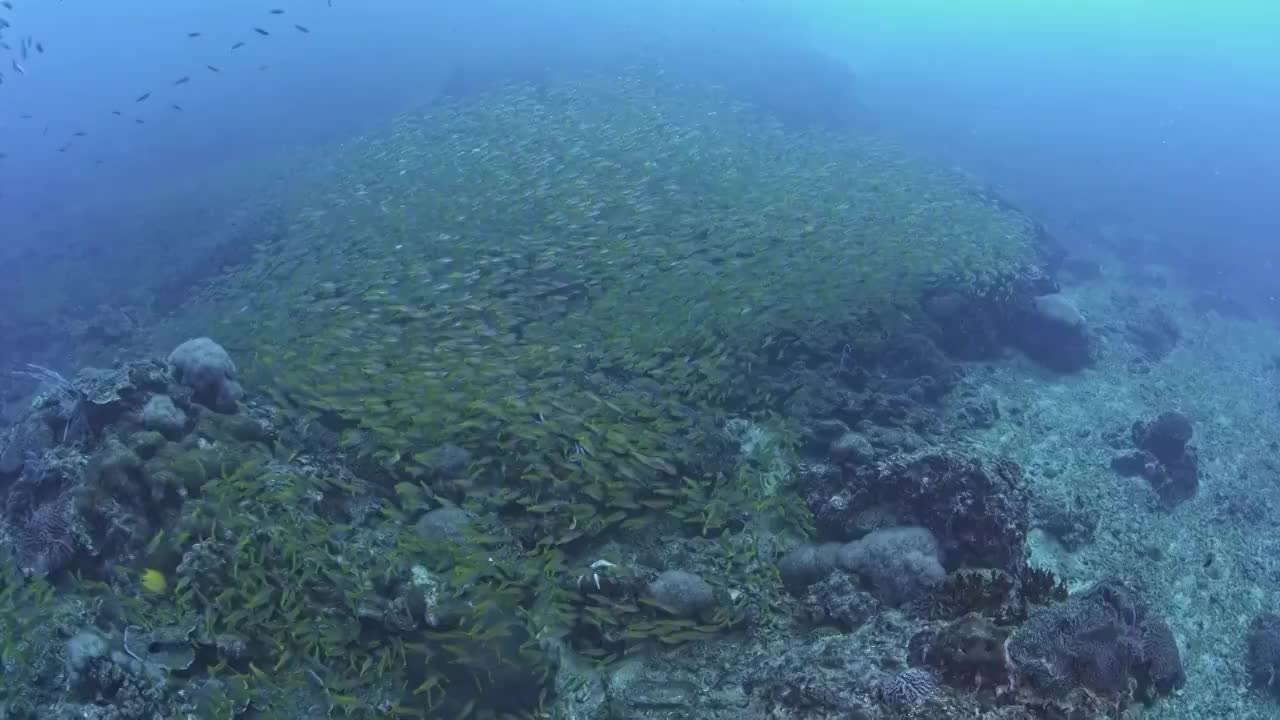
[[724, 418, 794, 497], [410, 564, 434, 587]]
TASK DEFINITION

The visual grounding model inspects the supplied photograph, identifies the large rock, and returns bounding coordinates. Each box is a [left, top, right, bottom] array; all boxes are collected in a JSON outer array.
[[805, 449, 1030, 576], [1006, 294, 1093, 372], [648, 570, 715, 618], [1005, 579, 1185, 702], [168, 338, 243, 413], [1111, 410, 1199, 507]]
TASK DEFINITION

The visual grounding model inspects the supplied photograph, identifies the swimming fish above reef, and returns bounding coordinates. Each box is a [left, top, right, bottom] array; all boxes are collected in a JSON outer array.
[[135, 92, 150, 102], [294, 24, 310, 33], [206, 64, 220, 72], [231, 41, 245, 50], [253, 27, 269, 36], [173, 75, 189, 85], [141, 569, 166, 594]]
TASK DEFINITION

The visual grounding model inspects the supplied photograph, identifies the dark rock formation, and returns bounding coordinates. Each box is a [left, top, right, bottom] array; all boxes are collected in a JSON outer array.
[[1111, 411, 1199, 506], [1125, 307, 1181, 361], [909, 579, 1184, 713], [804, 450, 1030, 577], [922, 290, 1006, 361], [1004, 294, 1093, 372], [1007, 579, 1185, 704], [797, 571, 878, 631], [1247, 612, 1280, 699], [909, 613, 1013, 691]]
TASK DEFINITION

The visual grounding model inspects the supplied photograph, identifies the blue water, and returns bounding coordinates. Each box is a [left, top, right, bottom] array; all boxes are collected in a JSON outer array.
[[4, 1, 1277, 306]]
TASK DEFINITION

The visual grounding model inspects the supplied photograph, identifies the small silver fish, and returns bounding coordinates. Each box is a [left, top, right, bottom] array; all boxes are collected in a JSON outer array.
[[10, 58, 23, 75]]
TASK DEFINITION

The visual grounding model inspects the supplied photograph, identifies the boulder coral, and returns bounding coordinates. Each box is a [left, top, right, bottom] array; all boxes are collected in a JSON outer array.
[[167, 338, 243, 413]]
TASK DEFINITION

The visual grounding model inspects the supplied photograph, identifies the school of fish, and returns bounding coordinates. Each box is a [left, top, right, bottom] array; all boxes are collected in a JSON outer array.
[[0, 3, 323, 162]]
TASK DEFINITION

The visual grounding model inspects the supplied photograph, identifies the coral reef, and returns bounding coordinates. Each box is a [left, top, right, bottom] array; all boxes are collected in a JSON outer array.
[[1006, 579, 1185, 704], [139, 394, 186, 439], [907, 579, 1184, 714], [838, 526, 946, 606], [910, 611, 1014, 691], [167, 337, 243, 413], [778, 526, 946, 608], [5, 70, 1223, 720], [804, 449, 1031, 576], [878, 667, 940, 711]]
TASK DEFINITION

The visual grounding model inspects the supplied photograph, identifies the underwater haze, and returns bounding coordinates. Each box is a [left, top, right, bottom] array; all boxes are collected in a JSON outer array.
[[3, 1, 1280, 719], [3, 1, 1278, 313]]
